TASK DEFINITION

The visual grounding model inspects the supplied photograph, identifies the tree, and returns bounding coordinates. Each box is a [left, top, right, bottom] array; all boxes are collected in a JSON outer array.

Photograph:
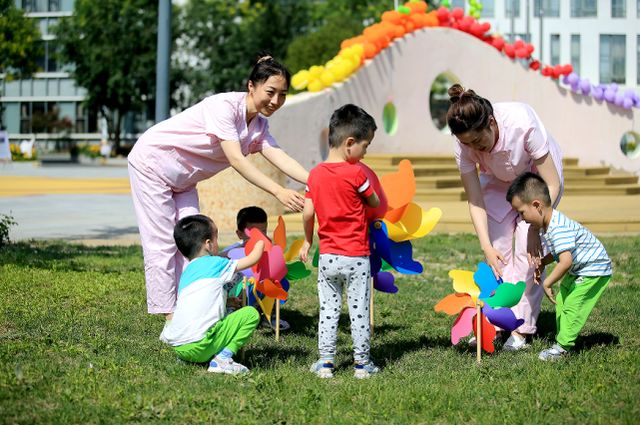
[[54, 0, 165, 150], [175, 0, 312, 105], [0, 0, 41, 127]]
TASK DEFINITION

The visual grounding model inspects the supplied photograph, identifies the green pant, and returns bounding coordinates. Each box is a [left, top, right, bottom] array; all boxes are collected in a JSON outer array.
[[174, 306, 260, 363], [556, 274, 610, 349]]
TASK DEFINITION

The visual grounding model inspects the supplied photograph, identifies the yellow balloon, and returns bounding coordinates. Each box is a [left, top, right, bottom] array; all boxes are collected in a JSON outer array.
[[309, 65, 324, 77], [351, 43, 364, 59], [307, 78, 324, 92], [291, 70, 310, 90], [331, 61, 349, 82], [320, 69, 335, 86]]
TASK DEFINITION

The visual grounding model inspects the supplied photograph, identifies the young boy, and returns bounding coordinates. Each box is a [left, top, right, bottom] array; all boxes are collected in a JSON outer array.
[[506, 172, 612, 361], [300, 104, 381, 379], [160, 214, 264, 374], [221, 206, 290, 330]]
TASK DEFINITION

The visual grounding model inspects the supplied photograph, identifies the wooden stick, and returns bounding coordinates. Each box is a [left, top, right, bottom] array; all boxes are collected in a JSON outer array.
[[369, 277, 375, 337], [241, 278, 247, 307], [476, 302, 482, 364], [275, 300, 280, 342]]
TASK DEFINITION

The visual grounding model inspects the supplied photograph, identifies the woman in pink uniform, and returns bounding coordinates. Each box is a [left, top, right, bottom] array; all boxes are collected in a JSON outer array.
[[446, 84, 564, 351], [128, 56, 309, 318]]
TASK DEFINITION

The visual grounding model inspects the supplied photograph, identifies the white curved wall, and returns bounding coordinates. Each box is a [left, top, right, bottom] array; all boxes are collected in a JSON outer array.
[[269, 27, 640, 174]]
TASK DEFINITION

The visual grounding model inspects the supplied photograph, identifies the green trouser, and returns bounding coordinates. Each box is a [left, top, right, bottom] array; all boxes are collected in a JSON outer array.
[[174, 306, 260, 363], [556, 274, 610, 349]]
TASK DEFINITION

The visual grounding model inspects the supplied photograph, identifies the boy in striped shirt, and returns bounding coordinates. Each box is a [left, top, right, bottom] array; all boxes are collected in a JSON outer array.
[[507, 172, 612, 361]]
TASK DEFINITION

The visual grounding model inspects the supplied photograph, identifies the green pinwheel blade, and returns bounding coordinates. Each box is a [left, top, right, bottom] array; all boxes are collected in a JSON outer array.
[[312, 246, 320, 268], [285, 261, 312, 280], [484, 281, 526, 308], [381, 259, 393, 271], [229, 281, 244, 298]]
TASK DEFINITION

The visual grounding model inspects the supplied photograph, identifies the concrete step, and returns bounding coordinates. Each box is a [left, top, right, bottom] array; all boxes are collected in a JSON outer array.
[[364, 154, 580, 167], [413, 174, 639, 189]]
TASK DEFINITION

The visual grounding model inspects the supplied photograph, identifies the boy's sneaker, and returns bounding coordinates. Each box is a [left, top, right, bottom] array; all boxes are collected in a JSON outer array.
[[309, 360, 334, 378], [354, 361, 380, 379], [207, 356, 249, 375], [260, 318, 291, 331], [538, 344, 568, 361], [503, 334, 529, 351]]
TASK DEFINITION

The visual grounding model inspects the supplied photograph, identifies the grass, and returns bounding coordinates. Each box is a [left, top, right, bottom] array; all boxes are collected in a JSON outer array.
[[1, 235, 639, 424]]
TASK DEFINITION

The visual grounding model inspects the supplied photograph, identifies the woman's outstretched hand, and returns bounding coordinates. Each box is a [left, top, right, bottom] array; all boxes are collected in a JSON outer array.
[[276, 188, 305, 212], [483, 245, 506, 278]]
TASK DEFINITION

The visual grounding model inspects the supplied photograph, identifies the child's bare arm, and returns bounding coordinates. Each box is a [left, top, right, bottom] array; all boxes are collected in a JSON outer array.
[[300, 199, 315, 262], [534, 253, 554, 284], [235, 240, 265, 272], [364, 192, 380, 208], [541, 251, 572, 304]]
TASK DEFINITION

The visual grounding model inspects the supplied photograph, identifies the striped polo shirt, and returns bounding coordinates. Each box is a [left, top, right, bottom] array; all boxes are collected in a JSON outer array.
[[542, 210, 612, 277]]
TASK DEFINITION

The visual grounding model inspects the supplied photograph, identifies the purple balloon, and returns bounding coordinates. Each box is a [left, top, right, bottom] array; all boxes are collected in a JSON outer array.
[[592, 88, 604, 101], [562, 75, 570, 85], [604, 89, 616, 102], [579, 78, 591, 95], [567, 72, 579, 85], [570, 81, 580, 92], [610, 83, 619, 92], [614, 92, 625, 106], [622, 98, 634, 109]]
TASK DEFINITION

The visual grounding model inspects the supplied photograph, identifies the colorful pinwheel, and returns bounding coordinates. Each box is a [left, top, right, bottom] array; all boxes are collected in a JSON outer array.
[[227, 216, 310, 339], [435, 262, 526, 355]]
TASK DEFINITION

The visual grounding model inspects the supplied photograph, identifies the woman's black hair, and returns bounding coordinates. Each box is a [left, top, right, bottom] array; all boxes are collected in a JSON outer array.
[[248, 55, 291, 90]]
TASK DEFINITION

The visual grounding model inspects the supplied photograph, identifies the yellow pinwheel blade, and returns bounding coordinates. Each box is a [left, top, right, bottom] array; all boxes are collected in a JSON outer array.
[[284, 238, 305, 262], [384, 203, 442, 242], [252, 285, 276, 319], [449, 269, 480, 302]]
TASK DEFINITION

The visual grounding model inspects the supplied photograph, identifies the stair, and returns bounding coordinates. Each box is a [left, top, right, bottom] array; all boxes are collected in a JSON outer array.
[[361, 154, 640, 202]]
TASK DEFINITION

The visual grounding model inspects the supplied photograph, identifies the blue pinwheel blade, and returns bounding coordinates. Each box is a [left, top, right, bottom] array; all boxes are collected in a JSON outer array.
[[279, 278, 290, 305], [373, 271, 398, 293], [482, 304, 525, 331], [474, 261, 499, 299], [370, 221, 422, 275]]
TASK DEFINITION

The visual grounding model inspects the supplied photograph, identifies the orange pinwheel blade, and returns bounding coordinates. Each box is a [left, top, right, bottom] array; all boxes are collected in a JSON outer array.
[[434, 293, 474, 316], [273, 216, 287, 250], [380, 159, 416, 209], [245, 227, 272, 254], [257, 278, 289, 301]]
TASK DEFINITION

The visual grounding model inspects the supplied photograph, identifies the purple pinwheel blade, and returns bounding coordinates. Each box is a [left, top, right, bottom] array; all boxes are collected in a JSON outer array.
[[482, 304, 525, 331], [473, 262, 499, 299], [373, 271, 398, 293], [228, 248, 253, 278]]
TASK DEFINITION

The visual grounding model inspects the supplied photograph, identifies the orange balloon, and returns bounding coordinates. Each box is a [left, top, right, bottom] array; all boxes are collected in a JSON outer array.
[[363, 42, 378, 59]]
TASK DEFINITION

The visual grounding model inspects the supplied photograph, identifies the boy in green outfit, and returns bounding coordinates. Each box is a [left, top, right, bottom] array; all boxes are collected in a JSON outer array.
[[160, 214, 264, 374], [507, 172, 612, 361]]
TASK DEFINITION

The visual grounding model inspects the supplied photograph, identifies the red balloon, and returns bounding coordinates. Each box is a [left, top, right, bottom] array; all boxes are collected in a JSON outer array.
[[491, 36, 505, 50], [504, 44, 516, 58], [541, 66, 552, 76], [526, 43, 535, 54], [529, 60, 541, 70], [451, 7, 464, 20], [562, 64, 573, 75], [436, 7, 450, 22]]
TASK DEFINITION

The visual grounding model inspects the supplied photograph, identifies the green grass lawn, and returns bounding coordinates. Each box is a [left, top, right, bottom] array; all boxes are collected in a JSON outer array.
[[1, 235, 639, 424]]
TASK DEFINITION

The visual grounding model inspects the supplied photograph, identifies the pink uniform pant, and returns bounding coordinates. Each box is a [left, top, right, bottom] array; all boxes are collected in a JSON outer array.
[[488, 209, 543, 335], [128, 163, 199, 314]]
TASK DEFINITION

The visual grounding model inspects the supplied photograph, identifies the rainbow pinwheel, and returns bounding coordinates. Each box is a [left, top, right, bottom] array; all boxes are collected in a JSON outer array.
[[360, 159, 442, 293], [227, 217, 310, 327], [435, 262, 526, 353]]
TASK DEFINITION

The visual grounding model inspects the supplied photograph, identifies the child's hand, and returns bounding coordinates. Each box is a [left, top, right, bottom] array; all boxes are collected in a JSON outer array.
[[299, 240, 311, 262], [542, 279, 557, 304], [533, 260, 544, 284]]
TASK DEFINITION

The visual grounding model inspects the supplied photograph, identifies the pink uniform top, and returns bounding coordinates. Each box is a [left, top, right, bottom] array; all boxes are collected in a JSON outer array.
[[454, 102, 563, 222], [128, 92, 278, 192]]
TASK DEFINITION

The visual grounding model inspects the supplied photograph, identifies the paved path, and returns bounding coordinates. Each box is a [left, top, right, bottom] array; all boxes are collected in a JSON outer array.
[[0, 161, 140, 245]]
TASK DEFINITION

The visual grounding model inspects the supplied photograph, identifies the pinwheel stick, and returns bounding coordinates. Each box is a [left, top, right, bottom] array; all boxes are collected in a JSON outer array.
[[476, 302, 482, 364], [241, 278, 247, 307], [275, 302, 280, 342], [370, 277, 375, 336]]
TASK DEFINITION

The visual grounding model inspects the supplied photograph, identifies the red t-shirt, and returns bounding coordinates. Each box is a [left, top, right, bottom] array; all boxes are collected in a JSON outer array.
[[305, 162, 375, 256]]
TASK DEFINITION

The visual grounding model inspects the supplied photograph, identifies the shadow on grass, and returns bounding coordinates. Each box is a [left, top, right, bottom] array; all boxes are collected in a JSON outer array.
[[533, 311, 619, 351]]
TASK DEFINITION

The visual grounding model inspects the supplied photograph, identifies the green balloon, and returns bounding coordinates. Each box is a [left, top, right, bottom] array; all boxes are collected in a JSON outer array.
[[398, 5, 411, 14], [441, 0, 450, 8]]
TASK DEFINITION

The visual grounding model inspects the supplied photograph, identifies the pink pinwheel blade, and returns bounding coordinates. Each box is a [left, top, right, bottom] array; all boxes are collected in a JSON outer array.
[[373, 271, 398, 293], [482, 304, 525, 332], [266, 245, 287, 281], [451, 307, 476, 345]]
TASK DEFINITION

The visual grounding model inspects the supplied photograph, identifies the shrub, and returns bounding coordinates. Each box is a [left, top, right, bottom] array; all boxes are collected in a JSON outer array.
[[0, 213, 17, 247]]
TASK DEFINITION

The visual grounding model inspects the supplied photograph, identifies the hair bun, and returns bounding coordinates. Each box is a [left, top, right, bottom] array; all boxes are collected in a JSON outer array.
[[257, 55, 273, 64]]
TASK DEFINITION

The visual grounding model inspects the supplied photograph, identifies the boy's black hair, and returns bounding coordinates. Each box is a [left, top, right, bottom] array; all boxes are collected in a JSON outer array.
[[236, 206, 267, 231], [506, 172, 552, 206], [173, 214, 215, 260], [328, 104, 377, 148]]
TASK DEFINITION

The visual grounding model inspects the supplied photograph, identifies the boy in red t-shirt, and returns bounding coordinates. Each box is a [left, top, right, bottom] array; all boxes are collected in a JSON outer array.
[[300, 104, 380, 379]]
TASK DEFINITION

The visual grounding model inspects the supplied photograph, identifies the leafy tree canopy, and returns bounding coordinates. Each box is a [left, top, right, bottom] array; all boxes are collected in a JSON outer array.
[[0, 0, 41, 79]]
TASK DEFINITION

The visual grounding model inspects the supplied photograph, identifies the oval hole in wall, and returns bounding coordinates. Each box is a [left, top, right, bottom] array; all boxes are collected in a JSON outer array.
[[429, 72, 460, 131]]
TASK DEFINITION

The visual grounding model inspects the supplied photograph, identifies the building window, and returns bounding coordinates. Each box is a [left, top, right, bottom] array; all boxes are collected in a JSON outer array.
[[571, 0, 597, 17], [34, 40, 60, 73], [505, 0, 520, 18], [611, 0, 626, 18], [451, 0, 465, 10], [534, 0, 560, 17], [480, 0, 494, 17], [550, 34, 560, 65], [19, 101, 75, 134], [19, 0, 61, 12], [600, 35, 626, 84], [571, 34, 581, 75]]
